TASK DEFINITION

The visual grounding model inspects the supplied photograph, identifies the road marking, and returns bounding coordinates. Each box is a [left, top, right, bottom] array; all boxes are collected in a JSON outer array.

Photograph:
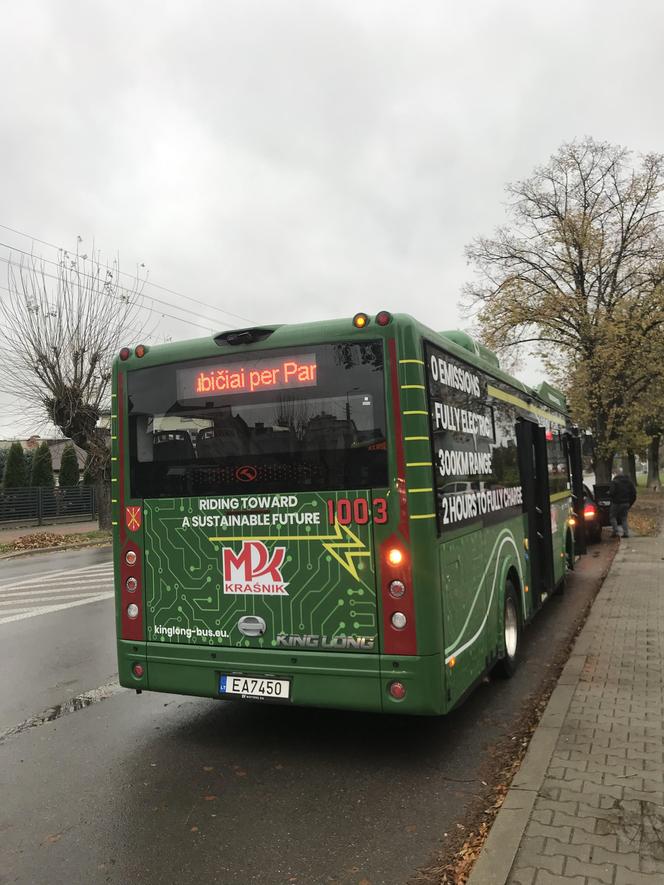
[[0, 560, 115, 624], [0, 592, 114, 626], [0, 591, 110, 606], [0, 575, 114, 595], [0, 563, 113, 591], [0, 583, 113, 599]]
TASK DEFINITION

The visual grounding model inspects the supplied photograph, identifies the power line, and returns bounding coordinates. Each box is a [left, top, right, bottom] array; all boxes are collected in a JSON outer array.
[[0, 221, 256, 327], [0, 245, 228, 332], [0, 262, 216, 334]]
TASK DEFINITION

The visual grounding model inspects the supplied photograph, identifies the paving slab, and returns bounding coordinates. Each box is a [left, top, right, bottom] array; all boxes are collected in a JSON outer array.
[[468, 532, 664, 885]]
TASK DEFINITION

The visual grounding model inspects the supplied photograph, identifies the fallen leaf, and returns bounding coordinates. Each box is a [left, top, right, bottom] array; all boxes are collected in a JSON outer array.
[[203, 795, 217, 801], [191, 826, 199, 833], [203, 766, 214, 772]]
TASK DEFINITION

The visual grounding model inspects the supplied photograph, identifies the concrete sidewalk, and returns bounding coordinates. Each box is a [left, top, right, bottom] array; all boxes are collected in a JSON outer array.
[[0, 520, 99, 543], [468, 531, 664, 885]]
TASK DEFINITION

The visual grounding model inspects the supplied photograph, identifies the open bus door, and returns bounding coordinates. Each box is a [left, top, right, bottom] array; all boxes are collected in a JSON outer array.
[[565, 430, 586, 556], [517, 419, 555, 608]]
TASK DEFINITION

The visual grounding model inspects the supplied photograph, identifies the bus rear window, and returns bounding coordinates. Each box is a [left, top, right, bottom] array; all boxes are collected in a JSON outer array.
[[126, 341, 387, 498]]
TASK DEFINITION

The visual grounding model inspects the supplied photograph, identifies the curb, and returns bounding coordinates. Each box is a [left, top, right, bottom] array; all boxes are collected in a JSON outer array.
[[466, 541, 627, 885], [0, 539, 112, 561]]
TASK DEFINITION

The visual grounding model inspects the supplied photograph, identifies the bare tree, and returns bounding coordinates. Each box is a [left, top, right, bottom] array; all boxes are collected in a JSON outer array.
[[465, 138, 664, 482], [0, 243, 148, 528]]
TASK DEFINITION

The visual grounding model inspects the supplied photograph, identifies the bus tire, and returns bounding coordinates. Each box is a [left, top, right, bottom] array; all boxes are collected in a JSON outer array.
[[495, 580, 521, 679], [565, 530, 575, 571], [555, 530, 574, 595]]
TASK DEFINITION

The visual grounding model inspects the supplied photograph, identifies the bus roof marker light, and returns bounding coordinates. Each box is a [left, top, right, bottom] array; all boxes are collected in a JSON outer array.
[[353, 312, 369, 329], [127, 603, 139, 619], [448, 656, 456, 668], [376, 310, 392, 326], [119, 347, 131, 361], [135, 344, 147, 358], [388, 681, 406, 700]]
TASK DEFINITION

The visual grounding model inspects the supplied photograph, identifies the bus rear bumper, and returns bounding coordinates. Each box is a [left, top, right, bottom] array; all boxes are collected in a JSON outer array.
[[118, 640, 444, 715]]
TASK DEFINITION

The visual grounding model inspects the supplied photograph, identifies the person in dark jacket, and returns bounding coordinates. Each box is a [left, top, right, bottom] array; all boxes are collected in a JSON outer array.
[[609, 471, 637, 538]]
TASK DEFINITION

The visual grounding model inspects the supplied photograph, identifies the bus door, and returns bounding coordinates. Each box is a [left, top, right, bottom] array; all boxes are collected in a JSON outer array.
[[565, 431, 586, 555], [516, 419, 554, 607]]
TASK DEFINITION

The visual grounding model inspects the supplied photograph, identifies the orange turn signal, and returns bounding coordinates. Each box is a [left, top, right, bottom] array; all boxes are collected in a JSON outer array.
[[387, 547, 403, 566], [353, 312, 369, 329]]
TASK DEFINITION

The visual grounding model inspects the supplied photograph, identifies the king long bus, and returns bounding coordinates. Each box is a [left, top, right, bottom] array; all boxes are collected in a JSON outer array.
[[112, 312, 585, 715]]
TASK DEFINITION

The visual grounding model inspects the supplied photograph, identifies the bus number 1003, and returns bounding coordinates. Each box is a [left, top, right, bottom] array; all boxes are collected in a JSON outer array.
[[326, 497, 388, 526]]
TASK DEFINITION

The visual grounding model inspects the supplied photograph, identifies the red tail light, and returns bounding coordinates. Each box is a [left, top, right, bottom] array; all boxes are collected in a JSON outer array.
[[379, 535, 416, 655], [121, 537, 143, 640], [583, 504, 597, 519], [388, 681, 406, 700]]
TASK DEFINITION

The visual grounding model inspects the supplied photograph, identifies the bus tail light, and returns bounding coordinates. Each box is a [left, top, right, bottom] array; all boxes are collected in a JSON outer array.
[[376, 310, 392, 326], [379, 535, 416, 655], [135, 344, 147, 358], [387, 547, 404, 566], [120, 538, 144, 641], [132, 663, 144, 678], [388, 681, 406, 700], [353, 312, 369, 328], [119, 347, 131, 360]]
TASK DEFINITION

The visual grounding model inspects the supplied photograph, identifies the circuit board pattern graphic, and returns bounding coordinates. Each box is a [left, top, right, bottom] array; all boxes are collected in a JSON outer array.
[[144, 491, 378, 652]]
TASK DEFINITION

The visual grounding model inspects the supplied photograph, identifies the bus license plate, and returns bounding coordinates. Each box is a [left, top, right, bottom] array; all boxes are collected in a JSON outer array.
[[219, 674, 291, 701]]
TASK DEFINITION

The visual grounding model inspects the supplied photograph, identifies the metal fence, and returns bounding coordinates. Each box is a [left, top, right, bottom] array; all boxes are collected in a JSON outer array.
[[0, 485, 96, 526]]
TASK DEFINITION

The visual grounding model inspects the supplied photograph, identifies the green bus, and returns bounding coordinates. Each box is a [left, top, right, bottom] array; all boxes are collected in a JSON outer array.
[[112, 312, 582, 715]]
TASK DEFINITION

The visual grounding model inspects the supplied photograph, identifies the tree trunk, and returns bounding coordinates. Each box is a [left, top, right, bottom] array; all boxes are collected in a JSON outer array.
[[96, 479, 112, 530], [647, 435, 661, 491], [595, 455, 614, 485], [626, 451, 637, 486]]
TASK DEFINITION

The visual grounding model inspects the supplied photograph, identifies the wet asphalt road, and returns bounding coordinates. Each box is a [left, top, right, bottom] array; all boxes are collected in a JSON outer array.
[[0, 547, 116, 732], [0, 541, 615, 885]]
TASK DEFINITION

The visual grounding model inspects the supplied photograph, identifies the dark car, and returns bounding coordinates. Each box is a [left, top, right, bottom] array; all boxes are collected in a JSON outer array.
[[582, 484, 605, 543]]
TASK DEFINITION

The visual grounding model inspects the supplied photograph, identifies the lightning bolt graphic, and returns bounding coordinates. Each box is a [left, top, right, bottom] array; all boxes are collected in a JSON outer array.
[[321, 522, 371, 581], [208, 523, 371, 581]]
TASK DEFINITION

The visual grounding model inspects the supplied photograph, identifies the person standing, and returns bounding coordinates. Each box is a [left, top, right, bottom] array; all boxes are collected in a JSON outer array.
[[609, 470, 637, 538]]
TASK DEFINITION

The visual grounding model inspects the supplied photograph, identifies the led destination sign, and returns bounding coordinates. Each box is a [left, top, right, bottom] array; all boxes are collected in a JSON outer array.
[[176, 353, 318, 400]]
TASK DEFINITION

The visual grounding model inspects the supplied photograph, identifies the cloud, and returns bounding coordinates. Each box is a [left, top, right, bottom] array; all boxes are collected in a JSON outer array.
[[1, 0, 663, 433]]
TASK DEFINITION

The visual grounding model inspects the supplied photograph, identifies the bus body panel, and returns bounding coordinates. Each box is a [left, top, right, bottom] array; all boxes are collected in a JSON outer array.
[[141, 490, 381, 655], [112, 313, 578, 716], [117, 640, 445, 714]]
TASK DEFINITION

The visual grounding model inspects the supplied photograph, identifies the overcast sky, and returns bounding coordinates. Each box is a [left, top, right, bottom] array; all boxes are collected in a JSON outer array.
[[1, 0, 663, 435]]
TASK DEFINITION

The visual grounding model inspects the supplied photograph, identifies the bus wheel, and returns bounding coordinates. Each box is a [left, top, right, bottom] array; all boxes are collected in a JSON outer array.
[[496, 580, 520, 679]]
